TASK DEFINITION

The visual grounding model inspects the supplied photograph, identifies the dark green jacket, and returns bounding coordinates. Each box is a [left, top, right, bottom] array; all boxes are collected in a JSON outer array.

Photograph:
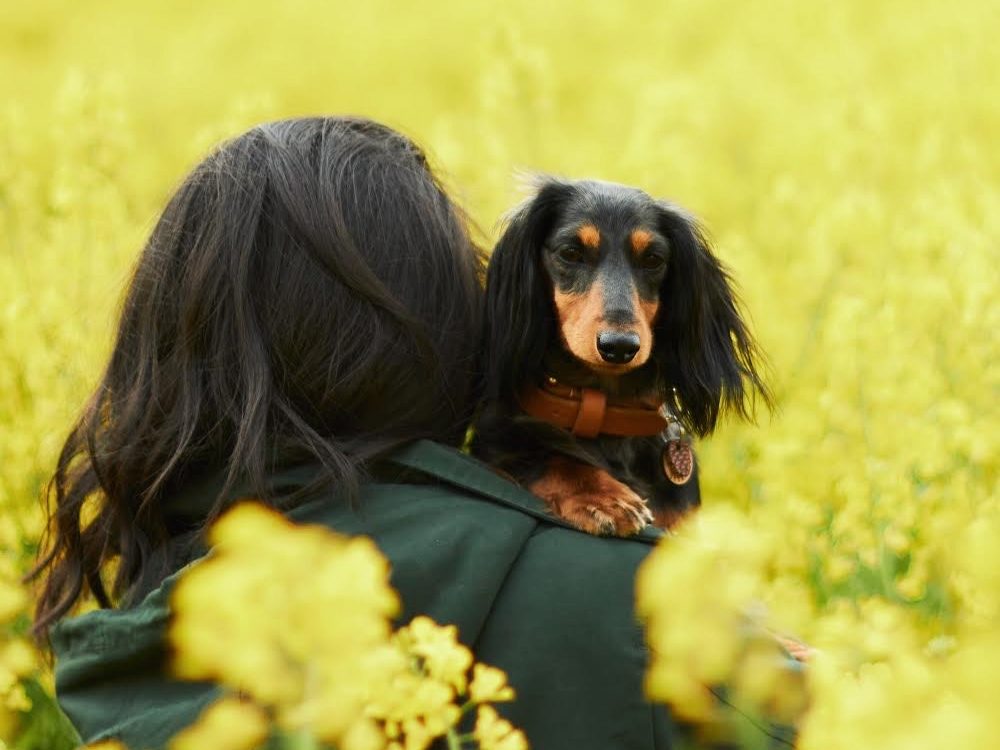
[[52, 440, 791, 749]]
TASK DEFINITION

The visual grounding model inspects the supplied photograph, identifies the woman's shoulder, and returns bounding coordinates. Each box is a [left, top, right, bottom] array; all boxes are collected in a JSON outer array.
[[293, 440, 662, 589], [52, 442, 665, 749], [289, 441, 659, 636]]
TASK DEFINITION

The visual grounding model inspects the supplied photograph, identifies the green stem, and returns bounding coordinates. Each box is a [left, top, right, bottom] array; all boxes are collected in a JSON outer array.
[[279, 729, 322, 750], [446, 728, 464, 750]]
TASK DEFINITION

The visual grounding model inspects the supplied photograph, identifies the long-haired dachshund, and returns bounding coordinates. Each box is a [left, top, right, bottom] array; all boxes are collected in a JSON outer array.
[[472, 177, 771, 535]]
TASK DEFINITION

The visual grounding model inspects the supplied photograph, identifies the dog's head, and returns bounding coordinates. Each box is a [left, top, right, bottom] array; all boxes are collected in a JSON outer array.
[[482, 176, 770, 436]]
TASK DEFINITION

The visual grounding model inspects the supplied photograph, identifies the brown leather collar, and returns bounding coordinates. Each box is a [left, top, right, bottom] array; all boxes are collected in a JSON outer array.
[[518, 378, 668, 439]]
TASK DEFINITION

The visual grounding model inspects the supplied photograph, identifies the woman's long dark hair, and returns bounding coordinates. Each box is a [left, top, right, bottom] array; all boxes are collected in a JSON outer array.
[[31, 116, 484, 636]]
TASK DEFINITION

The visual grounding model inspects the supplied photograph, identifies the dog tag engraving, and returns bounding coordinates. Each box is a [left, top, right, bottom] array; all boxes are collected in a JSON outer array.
[[660, 409, 693, 485], [662, 439, 694, 485]]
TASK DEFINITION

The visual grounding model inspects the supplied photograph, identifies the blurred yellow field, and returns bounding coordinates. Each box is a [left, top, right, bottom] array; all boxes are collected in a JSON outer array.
[[1, 0, 997, 747]]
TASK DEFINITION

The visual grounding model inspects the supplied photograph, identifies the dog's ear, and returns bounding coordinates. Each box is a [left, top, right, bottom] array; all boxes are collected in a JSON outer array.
[[482, 179, 572, 406], [653, 202, 772, 436]]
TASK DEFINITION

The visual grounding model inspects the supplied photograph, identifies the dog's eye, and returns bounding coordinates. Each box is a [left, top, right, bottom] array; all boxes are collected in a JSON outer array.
[[639, 253, 666, 270], [557, 246, 584, 264]]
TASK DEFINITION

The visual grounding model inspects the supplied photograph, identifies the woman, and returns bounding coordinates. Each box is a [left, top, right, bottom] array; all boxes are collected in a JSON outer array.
[[34, 117, 783, 749]]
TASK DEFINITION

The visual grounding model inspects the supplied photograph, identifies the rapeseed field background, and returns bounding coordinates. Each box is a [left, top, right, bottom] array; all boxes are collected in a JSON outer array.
[[1, 0, 997, 747]]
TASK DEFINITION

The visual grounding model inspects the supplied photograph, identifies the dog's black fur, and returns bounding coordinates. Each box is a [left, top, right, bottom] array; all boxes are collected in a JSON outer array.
[[472, 177, 770, 534]]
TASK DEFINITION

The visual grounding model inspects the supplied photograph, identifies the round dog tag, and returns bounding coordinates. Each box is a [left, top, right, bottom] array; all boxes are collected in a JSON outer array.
[[662, 440, 694, 485]]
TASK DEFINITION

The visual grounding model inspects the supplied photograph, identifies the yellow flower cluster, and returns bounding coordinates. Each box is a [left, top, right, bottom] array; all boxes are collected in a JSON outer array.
[[637, 508, 809, 726], [1, 0, 996, 748], [170, 502, 399, 744], [170, 503, 525, 750], [0, 554, 35, 740]]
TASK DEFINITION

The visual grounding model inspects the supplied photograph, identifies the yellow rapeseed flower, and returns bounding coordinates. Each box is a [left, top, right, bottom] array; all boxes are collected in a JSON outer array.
[[169, 698, 269, 750], [474, 706, 528, 750], [170, 503, 399, 743], [469, 664, 516, 704], [394, 616, 473, 694]]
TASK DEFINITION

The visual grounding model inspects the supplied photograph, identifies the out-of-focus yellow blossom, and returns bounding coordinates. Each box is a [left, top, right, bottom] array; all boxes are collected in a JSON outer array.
[[0, 584, 27, 627], [0, 642, 35, 681], [84, 741, 129, 750], [474, 706, 528, 750], [639, 511, 811, 731], [469, 664, 516, 704], [340, 717, 386, 750], [0, 638, 34, 716], [170, 503, 524, 750], [732, 639, 808, 724], [170, 503, 398, 742], [168, 697, 269, 750], [0, 569, 35, 723]]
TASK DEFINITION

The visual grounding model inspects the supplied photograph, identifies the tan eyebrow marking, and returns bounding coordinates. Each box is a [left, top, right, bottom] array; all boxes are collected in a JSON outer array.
[[630, 229, 654, 254], [577, 224, 601, 249]]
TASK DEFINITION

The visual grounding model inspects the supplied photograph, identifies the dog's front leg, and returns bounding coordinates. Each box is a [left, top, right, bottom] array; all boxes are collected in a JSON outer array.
[[529, 456, 653, 536]]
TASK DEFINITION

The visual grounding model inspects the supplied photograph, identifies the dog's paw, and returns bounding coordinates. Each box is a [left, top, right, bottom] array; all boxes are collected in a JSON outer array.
[[559, 489, 653, 536], [528, 456, 653, 536]]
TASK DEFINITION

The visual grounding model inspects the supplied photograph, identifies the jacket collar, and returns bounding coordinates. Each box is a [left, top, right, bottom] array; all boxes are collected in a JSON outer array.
[[387, 440, 664, 545]]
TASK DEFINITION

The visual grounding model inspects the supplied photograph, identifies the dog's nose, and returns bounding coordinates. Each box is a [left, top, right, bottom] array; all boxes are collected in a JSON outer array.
[[596, 331, 640, 364]]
